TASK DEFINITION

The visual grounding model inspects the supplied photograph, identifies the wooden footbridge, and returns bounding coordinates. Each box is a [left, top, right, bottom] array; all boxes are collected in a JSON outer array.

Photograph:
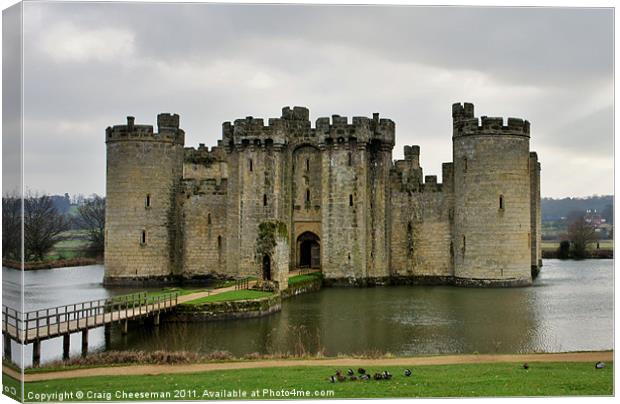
[[2, 291, 179, 367]]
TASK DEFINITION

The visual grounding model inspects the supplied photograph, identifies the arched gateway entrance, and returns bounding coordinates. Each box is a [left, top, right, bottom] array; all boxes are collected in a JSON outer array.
[[297, 232, 320, 269]]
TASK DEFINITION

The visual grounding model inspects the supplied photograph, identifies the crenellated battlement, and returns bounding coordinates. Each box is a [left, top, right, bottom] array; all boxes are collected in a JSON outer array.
[[106, 114, 185, 145], [220, 107, 395, 149], [452, 103, 530, 138], [315, 113, 395, 147], [184, 142, 227, 165]]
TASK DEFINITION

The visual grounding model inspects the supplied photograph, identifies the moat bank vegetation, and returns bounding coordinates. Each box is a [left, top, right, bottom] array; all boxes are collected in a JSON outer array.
[[2, 193, 105, 269], [542, 216, 613, 260], [541, 195, 613, 260]]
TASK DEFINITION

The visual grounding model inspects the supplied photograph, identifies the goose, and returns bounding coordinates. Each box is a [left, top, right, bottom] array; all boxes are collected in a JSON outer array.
[[337, 374, 347, 382], [373, 373, 383, 380], [382, 370, 393, 380], [349, 375, 358, 381], [523, 363, 529, 370], [360, 374, 371, 380], [358, 368, 366, 375], [404, 369, 412, 377], [595, 362, 605, 369], [347, 369, 354, 376], [329, 375, 336, 383]]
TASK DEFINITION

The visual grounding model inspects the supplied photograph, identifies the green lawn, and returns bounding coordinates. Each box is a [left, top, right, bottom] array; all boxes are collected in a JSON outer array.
[[288, 272, 322, 286], [3, 362, 613, 401], [145, 288, 208, 300], [181, 290, 274, 305], [541, 240, 613, 252]]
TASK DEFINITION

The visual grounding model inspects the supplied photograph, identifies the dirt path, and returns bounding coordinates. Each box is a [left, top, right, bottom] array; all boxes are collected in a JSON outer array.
[[4, 351, 613, 383]]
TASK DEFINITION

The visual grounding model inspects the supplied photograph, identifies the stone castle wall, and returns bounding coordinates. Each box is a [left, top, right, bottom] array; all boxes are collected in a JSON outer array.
[[104, 103, 540, 288], [390, 150, 454, 279], [180, 180, 227, 277]]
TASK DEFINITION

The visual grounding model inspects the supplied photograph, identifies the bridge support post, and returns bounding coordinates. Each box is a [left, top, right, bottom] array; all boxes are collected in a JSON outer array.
[[32, 340, 41, 368], [62, 334, 70, 360], [153, 313, 160, 326], [3, 333, 11, 361], [81, 330, 88, 357], [121, 320, 128, 335], [104, 324, 111, 349]]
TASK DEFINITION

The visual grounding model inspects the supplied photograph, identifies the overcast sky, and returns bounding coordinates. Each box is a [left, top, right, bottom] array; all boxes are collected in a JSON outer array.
[[10, 3, 614, 198]]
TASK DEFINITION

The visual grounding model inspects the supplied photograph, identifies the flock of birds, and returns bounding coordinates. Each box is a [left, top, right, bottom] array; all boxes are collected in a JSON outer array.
[[328, 368, 407, 383], [328, 362, 607, 383]]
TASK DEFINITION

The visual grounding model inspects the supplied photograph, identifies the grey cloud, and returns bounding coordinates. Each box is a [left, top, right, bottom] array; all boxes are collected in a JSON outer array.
[[14, 3, 614, 198]]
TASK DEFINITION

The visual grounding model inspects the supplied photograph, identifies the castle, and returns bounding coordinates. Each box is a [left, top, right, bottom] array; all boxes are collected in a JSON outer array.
[[104, 102, 542, 288]]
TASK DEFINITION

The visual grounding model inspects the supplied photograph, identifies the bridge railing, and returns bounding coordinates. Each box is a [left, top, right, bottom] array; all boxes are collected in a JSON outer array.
[[234, 278, 250, 290], [2, 291, 179, 343]]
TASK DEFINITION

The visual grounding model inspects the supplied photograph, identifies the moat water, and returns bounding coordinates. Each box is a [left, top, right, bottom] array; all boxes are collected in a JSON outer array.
[[2, 259, 614, 367]]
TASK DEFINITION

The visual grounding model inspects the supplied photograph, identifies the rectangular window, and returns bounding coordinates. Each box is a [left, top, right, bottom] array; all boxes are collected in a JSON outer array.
[[145, 194, 151, 208], [141, 230, 147, 245]]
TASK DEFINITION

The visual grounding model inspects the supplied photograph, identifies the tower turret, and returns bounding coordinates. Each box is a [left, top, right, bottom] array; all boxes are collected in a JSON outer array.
[[451, 103, 532, 286], [104, 114, 185, 284]]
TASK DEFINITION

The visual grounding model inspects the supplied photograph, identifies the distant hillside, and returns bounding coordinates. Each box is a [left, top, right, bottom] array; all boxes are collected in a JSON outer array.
[[542, 195, 613, 222]]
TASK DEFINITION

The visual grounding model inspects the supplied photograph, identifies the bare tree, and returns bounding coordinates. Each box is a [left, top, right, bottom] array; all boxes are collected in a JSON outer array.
[[23, 194, 70, 261], [2, 194, 22, 260], [75, 195, 106, 257], [567, 216, 598, 259]]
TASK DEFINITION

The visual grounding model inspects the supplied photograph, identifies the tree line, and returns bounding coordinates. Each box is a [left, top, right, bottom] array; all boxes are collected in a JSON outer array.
[[2, 193, 105, 262]]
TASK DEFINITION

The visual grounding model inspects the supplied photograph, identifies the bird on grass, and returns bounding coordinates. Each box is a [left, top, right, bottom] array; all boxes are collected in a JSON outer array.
[[349, 375, 358, 381], [347, 368, 355, 376], [595, 362, 605, 369], [373, 373, 383, 380], [523, 363, 529, 370], [333, 370, 347, 382], [329, 375, 337, 383], [404, 369, 412, 377], [382, 370, 393, 380], [358, 368, 366, 375], [360, 374, 371, 380]]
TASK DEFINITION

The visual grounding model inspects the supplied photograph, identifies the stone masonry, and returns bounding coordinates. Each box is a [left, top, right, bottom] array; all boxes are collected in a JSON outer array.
[[104, 103, 542, 288]]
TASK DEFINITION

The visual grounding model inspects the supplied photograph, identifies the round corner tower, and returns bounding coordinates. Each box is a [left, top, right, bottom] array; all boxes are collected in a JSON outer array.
[[104, 114, 185, 284], [451, 102, 532, 287]]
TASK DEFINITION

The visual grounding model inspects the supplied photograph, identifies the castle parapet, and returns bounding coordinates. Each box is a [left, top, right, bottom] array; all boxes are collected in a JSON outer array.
[[222, 107, 395, 150], [184, 143, 227, 165], [106, 114, 185, 145], [316, 113, 395, 147], [452, 103, 530, 137]]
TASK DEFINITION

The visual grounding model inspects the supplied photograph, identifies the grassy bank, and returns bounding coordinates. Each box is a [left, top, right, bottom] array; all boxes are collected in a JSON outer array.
[[541, 240, 613, 259], [2, 257, 99, 270], [288, 272, 322, 286], [3, 361, 613, 400], [541, 240, 613, 251]]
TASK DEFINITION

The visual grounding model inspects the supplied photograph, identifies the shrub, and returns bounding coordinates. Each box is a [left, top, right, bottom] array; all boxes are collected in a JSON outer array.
[[557, 240, 571, 259]]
